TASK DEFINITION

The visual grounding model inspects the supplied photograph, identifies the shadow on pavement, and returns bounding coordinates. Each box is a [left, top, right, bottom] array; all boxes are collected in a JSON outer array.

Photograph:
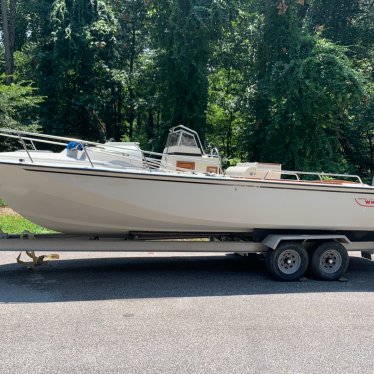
[[0, 253, 374, 303]]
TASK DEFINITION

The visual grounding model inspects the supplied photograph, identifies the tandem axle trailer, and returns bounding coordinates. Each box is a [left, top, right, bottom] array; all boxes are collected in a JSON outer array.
[[0, 229, 373, 281]]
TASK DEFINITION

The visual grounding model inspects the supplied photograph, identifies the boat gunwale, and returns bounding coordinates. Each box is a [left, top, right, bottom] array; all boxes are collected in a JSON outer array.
[[0, 159, 373, 194]]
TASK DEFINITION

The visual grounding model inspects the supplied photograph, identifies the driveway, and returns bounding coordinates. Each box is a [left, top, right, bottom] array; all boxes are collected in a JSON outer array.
[[0, 251, 373, 374]]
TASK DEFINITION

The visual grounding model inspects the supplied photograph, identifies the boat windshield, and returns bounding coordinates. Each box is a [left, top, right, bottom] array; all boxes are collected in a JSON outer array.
[[179, 132, 197, 147], [165, 130, 198, 148], [166, 132, 180, 148]]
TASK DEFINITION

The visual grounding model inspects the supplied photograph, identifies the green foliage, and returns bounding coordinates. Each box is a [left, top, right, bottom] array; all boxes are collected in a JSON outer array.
[[120, 134, 131, 142], [250, 0, 367, 173], [230, 157, 241, 166], [0, 74, 42, 127], [35, 0, 120, 140], [1, 0, 374, 180], [262, 38, 364, 171], [207, 10, 255, 159], [0, 213, 56, 234], [150, 0, 243, 146], [0, 74, 43, 151]]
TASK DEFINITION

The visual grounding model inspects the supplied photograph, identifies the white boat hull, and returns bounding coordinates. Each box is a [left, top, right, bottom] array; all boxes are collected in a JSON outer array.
[[0, 162, 374, 235]]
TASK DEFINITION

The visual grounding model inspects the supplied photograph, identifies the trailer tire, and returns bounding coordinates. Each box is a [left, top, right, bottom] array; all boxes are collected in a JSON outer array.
[[309, 241, 349, 281], [265, 241, 309, 281]]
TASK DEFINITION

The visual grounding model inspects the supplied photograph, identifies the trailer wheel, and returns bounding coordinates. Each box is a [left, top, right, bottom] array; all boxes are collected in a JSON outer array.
[[265, 241, 309, 281], [309, 241, 349, 281]]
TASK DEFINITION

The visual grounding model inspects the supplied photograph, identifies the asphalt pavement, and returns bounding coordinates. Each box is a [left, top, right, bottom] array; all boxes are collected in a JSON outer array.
[[0, 250, 374, 374]]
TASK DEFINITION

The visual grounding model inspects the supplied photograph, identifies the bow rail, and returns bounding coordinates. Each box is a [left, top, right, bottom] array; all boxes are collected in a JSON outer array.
[[0, 128, 223, 175]]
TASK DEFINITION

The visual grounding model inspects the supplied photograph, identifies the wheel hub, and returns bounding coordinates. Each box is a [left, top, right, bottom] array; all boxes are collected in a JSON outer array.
[[278, 250, 301, 274], [319, 249, 342, 274]]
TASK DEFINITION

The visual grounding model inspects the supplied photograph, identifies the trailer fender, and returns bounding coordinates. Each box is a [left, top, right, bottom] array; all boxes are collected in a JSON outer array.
[[262, 234, 352, 250]]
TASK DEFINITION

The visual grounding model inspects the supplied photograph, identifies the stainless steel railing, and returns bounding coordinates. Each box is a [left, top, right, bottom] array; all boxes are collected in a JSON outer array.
[[1, 128, 362, 184], [262, 170, 363, 185], [0, 128, 223, 175]]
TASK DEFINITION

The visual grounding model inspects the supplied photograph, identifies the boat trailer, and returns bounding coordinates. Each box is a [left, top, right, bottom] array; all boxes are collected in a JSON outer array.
[[0, 229, 373, 280]]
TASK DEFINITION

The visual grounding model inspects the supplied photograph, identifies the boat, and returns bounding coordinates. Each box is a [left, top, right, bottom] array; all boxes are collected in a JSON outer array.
[[0, 125, 373, 237]]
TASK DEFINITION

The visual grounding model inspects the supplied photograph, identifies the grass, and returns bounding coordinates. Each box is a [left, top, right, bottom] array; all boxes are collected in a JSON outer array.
[[0, 211, 56, 234], [0, 197, 56, 234]]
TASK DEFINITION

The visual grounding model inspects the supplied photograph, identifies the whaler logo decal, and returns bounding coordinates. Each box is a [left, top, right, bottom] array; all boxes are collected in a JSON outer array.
[[355, 198, 374, 207]]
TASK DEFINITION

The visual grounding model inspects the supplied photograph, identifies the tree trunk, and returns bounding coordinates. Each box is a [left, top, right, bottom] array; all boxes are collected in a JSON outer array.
[[128, 27, 136, 138], [111, 85, 115, 138], [137, 111, 141, 136], [368, 131, 374, 175], [148, 110, 154, 142], [252, 0, 271, 161], [9, 0, 15, 58], [117, 85, 122, 141], [156, 111, 160, 130], [227, 112, 233, 156], [1, 0, 12, 85]]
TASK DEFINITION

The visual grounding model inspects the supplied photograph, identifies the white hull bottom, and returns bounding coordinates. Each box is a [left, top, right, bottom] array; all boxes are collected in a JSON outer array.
[[0, 163, 374, 236]]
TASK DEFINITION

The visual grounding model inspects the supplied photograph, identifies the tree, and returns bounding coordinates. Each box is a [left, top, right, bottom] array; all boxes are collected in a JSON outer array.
[[207, 5, 255, 160], [1, 0, 16, 84], [0, 74, 43, 151], [149, 0, 243, 148], [34, 0, 119, 140], [110, 0, 150, 140], [1, 0, 372, 180], [250, 0, 365, 172]]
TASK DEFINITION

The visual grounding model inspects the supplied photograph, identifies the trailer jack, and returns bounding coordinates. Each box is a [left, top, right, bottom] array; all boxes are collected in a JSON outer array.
[[16, 231, 59, 270], [16, 251, 59, 270]]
